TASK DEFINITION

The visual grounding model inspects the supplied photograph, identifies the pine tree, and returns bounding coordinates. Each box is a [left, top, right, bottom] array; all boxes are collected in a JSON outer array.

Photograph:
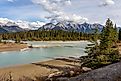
[[119, 29, 121, 41], [82, 19, 120, 69], [0, 35, 2, 43], [100, 19, 118, 54], [85, 27, 99, 56], [113, 24, 118, 47], [82, 27, 100, 68]]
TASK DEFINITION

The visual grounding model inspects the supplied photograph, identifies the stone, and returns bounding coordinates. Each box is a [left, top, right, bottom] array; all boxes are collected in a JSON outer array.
[[82, 67, 92, 72]]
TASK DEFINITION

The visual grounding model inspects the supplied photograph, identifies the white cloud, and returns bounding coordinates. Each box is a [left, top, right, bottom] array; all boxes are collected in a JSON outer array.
[[32, 0, 88, 23], [0, 18, 14, 24], [63, 0, 71, 5], [7, 0, 15, 2], [30, 21, 46, 27], [105, 0, 115, 5], [2, 0, 121, 26], [0, 18, 46, 29], [100, 0, 115, 6]]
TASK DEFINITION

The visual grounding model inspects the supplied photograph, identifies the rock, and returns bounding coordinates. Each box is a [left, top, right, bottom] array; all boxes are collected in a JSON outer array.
[[82, 67, 92, 72], [67, 62, 121, 81], [57, 77, 69, 81], [70, 71, 75, 76], [48, 73, 56, 78], [48, 71, 63, 78]]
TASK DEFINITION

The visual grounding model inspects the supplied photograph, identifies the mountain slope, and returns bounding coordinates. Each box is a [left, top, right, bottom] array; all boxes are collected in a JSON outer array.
[[0, 27, 8, 33], [0, 25, 25, 33], [38, 22, 104, 33]]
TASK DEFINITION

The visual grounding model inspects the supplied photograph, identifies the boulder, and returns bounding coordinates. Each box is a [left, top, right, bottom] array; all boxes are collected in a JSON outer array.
[[82, 67, 92, 72], [48, 71, 63, 78]]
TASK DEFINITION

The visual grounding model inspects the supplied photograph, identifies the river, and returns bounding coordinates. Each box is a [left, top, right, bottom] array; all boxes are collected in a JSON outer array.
[[0, 41, 88, 68]]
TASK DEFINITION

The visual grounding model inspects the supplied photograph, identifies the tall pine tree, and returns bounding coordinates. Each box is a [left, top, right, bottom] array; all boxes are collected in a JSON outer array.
[[100, 19, 117, 54], [82, 19, 120, 69], [85, 27, 99, 56]]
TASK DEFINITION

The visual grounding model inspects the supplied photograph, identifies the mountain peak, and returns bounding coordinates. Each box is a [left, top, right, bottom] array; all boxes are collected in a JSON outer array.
[[39, 22, 104, 33]]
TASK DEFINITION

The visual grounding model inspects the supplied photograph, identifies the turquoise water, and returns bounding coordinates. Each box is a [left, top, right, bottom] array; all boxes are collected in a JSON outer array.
[[0, 41, 88, 68]]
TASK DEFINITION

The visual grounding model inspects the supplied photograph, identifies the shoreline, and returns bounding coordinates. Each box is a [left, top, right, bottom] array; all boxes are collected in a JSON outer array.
[[0, 57, 81, 80], [0, 43, 28, 52], [0, 56, 81, 69], [0, 42, 120, 80], [0, 40, 87, 52]]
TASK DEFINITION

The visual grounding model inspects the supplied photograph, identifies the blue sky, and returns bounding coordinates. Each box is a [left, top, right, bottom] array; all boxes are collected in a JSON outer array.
[[0, 0, 47, 22], [0, 0, 121, 25]]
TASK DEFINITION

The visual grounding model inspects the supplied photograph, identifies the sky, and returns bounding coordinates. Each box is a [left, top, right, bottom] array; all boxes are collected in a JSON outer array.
[[0, 0, 121, 25]]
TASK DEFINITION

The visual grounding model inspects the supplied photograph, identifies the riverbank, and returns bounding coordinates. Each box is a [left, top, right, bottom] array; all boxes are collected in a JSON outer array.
[[0, 42, 120, 80], [0, 43, 28, 52], [0, 58, 81, 80]]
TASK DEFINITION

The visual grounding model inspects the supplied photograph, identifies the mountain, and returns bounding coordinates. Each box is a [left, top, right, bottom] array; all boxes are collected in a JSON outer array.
[[0, 18, 46, 33], [0, 18, 120, 33], [0, 18, 46, 31], [0, 27, 8, 33], [38, 22, 104, 33], [0, 24, 25, 33]]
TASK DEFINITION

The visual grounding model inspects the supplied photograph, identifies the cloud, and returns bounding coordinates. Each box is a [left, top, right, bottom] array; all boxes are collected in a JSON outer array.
[[0, 18, 14, 24], [100, 0, 115, 6], [0, 18, 46, 29], [105, 0, 115, 5], [32, 0, 88, 23], [7, 0, 15, 2], [62, 0, 71, 5]]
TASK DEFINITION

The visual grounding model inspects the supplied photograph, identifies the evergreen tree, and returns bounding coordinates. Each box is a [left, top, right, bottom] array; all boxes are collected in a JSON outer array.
[[99, 19, 120, 64], [0, 35, 2, 43], [0, 30, 90, 41], [119, 29, 121, 41], [82, 19, 120, 69], [113, 24, 118, 47], [15, 35, 21, 43], [85, 27, 99, 56], [100, 19, 117, 54]]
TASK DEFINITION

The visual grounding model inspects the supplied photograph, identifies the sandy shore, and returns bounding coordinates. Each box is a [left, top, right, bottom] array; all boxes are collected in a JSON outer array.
[[0, 43, 28, 52], [0, 58, 80, 80]]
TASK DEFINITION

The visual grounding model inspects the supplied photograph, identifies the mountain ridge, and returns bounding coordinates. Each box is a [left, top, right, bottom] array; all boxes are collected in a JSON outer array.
[[0, 24, 25, 33], [1, 19, 119, 33], [38, 22, 104, 33]]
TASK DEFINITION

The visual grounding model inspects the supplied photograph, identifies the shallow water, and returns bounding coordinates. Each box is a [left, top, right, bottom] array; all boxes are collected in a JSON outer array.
[[0, 41, 88, 68]]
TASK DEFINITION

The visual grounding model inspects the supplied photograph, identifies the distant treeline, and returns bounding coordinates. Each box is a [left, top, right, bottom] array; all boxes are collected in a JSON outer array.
[[0, 30, 92, 42]]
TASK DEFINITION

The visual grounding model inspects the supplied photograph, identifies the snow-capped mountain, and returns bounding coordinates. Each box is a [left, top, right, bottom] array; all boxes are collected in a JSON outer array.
[[0, 25, 25, 33], [0, 18, 46, 31], [39, 22, 104, 33], [0, 19, 25, 33], [0, 18, 104, 33]]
